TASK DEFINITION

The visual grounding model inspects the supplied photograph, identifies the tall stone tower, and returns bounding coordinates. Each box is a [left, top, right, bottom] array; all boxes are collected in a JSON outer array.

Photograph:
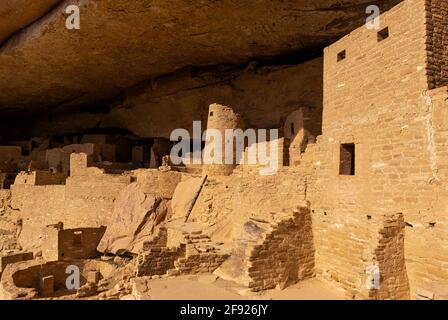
[[203, 103, 245, 176]]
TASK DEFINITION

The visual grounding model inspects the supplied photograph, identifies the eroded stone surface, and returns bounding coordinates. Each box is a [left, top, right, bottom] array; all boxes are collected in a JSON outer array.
[[0, 0, 61, 44], [97, 183, 169, 255]]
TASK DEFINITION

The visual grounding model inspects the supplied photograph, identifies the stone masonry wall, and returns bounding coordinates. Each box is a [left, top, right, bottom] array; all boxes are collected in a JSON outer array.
[[136, 228, 186, 276], [426, 0, 448, 89], [42, 226, 106, 262], [246, 205, 315, 292], [370, 213, 410, 300], [188, 168, 308, 245], [311, 0, 448, 299]]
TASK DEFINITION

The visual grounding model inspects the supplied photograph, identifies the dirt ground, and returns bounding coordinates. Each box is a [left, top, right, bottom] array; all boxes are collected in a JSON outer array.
[[126, 275, 347, 300]]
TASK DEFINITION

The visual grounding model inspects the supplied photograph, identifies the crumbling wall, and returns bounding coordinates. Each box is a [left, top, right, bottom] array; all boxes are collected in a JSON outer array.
[[169, 228, 230, 276], [11, 184, 66, 249], [246, 205, 315, 291], [42, 225, 106, 262], [136, 247, 185, 277], [0, 252, 33, 277], [404, 86, 448, 300], [311, 0, 447, 299], [14, 171, 65, 186], [174, 251, 228, 275], [0, 259, 115, 300], [370, 213, 410, 300], [281, 113, 318, 168], [10, 154, 133, 251], [136, 228, 185, 276], [239, 133, 289, 170], [188, 168, 308, 244]]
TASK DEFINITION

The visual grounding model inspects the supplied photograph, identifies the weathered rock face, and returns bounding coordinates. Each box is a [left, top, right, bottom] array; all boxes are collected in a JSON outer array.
[[8, 58, 324, 139], [0, 0, 401, 117], [171, 177, 204, 221], [0, 0, 60, 44], [97, 183, 169, 255]]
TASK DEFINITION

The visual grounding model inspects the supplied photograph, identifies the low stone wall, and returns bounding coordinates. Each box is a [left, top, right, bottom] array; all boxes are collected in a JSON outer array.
[[0, 252, 33, 277], [0, 259, 116, 300], [14, 171, 66, 186], [136, 228, 186, 276], [136, 246, 186, 277], [174, 249, 229, 275], [136, 225, 229, 277]]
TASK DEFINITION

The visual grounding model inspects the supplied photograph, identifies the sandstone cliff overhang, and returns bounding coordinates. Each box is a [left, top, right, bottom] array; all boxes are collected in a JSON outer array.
[[0, 0, 401, 117]]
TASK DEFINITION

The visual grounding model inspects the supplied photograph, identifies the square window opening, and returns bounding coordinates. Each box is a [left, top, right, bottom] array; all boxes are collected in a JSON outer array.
[[339, 143, 355, 175], [378, 27, 389, 42], [337, 50, 346, 62], [73, 231, 83, 246]]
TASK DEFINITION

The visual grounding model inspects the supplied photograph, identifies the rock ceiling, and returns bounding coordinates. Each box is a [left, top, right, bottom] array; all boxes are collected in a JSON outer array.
[[0, 0, 401, 117]]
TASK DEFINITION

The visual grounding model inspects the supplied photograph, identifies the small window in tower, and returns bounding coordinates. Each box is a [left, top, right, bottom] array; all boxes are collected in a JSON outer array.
[[377, 27, 389, 42], [339, 143, 355, 175], [209, 112, 213, 117], [337, 50, 346, 62], [73, 231, 83, 246], [291, 122, 295, 135]]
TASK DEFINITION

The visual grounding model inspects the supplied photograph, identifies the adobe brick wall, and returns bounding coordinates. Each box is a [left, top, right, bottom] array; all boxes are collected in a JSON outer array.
[[310, 0, 448, 299]]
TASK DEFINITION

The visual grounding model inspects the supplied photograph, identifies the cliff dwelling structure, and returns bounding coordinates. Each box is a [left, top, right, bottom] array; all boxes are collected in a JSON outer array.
[[0, 0, 446, 301]]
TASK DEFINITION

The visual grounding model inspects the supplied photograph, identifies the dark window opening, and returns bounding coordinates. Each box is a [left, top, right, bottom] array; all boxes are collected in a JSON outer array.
[[339, 143, 355, 175], [209, 112, 213, 117], [73, 231, 83, 246], [378, 27, 389, 42], [291, 122, 295, 135], [337, 50, 346, 62]]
